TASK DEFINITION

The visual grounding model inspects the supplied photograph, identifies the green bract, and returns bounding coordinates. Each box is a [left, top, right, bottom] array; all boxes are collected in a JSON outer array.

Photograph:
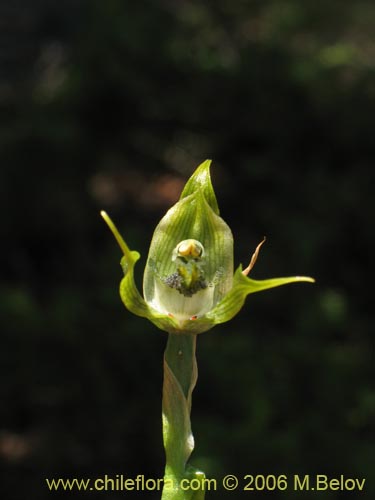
[[101, 160, 314, 334]]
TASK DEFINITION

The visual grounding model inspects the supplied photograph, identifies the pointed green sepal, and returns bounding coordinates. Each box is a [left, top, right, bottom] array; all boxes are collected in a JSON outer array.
[[101, 211, 175, 330], [101, 211, 149, 316], [205, 266, 315, 326]]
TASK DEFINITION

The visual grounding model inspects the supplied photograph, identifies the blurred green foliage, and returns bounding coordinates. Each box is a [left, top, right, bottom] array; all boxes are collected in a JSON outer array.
[[0, 0, 374, 498]]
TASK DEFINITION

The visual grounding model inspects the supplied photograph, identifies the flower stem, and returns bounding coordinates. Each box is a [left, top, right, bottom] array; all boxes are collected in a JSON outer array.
[[161, 333, 205, 500]]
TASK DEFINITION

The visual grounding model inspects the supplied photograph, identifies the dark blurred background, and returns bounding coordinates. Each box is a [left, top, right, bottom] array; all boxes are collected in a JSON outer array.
[[0, 0, 374, 499]]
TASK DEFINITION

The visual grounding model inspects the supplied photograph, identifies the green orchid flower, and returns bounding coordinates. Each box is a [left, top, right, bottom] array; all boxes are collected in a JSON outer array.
[[101, 160, 314, 335], [102, 160, 314, 500]]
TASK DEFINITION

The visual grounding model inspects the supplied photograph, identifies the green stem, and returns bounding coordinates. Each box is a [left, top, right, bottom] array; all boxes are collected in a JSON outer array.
[[161, 333, 205, 500]]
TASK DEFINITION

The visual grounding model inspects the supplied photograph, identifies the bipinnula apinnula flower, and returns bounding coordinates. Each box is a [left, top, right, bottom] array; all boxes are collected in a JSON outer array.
[[101, 160, 314, 335], [103, 160, 314, 500]]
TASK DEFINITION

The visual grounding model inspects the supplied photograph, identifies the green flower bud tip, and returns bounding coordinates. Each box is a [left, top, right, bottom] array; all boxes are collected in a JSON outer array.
[[101, 160, 314, 334]]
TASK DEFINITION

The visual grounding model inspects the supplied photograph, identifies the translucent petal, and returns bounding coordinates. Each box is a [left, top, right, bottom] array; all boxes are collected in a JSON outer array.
[[150, 278, 215, 321], [143, 165, 233, 321]]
